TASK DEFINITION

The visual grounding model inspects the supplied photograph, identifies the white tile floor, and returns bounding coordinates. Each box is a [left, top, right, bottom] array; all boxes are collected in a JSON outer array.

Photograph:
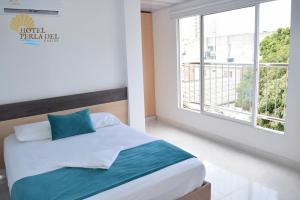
[[146, 119, 300, 200], [0, 120, 299, 200]]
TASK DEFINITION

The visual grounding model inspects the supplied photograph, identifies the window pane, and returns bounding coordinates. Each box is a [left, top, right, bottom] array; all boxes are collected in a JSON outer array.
[[257, 0, 291, 132], [203, 7, 255, 122], [179, 16, 201, 111]]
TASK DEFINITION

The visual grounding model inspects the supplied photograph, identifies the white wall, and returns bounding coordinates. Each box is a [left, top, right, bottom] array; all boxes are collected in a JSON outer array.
[[153, 0, 300, 168], [0, 0, 127, 104], [123, 0, 146, 132], [0, 0, 146, 132]]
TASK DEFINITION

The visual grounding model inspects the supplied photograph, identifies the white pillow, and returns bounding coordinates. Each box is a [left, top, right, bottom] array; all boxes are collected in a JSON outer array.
[[14, 112, 121, 142], [14, 121, 52, 142], [91, 112, 121, 129]]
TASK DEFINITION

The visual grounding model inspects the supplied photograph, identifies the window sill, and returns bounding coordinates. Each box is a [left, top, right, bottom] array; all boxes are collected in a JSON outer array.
[[255, 126, 285, 136], [179, 107, 201, 114], [178, 107, 285, 135]]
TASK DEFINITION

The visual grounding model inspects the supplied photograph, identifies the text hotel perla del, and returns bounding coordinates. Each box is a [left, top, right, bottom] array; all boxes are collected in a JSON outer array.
[[19, 27, 59, 42]]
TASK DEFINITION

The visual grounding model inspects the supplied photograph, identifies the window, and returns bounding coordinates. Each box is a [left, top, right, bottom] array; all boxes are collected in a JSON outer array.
[[179, 16, 201, 111], [178, 0, 291, 132], [203, 7, 255, 122], [257, 0, 291, 132]]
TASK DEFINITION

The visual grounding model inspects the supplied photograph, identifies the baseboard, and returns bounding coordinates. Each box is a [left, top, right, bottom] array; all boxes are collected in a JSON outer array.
[[158, 116, 300, 172]]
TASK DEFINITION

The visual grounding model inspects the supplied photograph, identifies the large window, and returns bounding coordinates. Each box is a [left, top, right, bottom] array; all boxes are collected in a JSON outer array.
[[178, 0, 291, 132], [203, 7, 255, 122], [179, 16, 201, 111]]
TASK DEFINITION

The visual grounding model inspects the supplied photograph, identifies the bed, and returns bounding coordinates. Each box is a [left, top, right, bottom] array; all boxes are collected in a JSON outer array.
[[0, 88, 211, 200]]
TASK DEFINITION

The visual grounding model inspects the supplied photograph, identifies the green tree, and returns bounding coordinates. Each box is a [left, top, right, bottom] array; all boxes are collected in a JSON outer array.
[[257, 28, 289, 131], [235, 68, 253, 111], [235, 28, 290, 131], [260, 28, 290, 63]]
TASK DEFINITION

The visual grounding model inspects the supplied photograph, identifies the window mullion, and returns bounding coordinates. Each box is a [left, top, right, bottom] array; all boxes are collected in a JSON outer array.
[[252, 4, 260, 127], [176, 19, 183, 109], [200, 15, 205, 112]]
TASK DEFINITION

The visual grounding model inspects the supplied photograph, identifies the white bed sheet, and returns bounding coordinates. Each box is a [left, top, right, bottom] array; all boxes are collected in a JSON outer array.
[[4, 124, 205, 200]]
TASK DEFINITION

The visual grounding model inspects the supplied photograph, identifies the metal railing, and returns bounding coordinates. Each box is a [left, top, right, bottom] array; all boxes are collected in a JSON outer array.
[[180, 62, 288, 127], [257, 63, 288, 125]]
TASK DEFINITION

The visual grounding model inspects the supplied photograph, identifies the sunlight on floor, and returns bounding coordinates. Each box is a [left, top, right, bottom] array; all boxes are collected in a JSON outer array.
[[205, 161, 278, 200], [146, 119, 300, 200]]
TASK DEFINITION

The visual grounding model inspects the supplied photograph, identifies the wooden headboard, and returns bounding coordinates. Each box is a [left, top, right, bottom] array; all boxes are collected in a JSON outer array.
[[0, 88, 128, 169]]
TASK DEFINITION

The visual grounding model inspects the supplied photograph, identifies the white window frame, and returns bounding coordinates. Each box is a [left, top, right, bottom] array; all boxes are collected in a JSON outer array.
[[176, 0, 289, 133]]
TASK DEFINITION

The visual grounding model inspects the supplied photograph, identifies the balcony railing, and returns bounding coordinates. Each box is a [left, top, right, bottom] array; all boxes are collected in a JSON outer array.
[[180, 62, 288, 131]]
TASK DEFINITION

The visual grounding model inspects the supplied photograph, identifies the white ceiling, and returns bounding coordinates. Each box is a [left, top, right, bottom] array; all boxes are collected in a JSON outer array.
[[141, 0, 191, 12]]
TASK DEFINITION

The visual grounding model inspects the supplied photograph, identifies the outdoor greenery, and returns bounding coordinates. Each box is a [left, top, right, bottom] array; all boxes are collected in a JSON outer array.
[[236, 28, 290, 131], [235, 68, 253, 112], [260, 28, 290, 63]]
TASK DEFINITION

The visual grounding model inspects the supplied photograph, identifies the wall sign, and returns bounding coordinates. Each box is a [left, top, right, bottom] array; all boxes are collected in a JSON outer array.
[[10, 14, 60, 45], [8, 0, 20, 6]]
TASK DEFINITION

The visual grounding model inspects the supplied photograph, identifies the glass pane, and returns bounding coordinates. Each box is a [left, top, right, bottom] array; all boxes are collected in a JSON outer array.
[[203, 7, 255, 122], [179, 16, 201, 111], [257, 0, 291, 132]]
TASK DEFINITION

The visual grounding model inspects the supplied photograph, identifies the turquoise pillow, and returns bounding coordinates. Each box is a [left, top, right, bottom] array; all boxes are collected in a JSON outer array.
[[48, 109, 96, 140]]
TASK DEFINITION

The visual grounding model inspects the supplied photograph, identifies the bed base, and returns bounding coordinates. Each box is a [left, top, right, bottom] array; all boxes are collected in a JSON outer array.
[[178, 181, 211, 200]]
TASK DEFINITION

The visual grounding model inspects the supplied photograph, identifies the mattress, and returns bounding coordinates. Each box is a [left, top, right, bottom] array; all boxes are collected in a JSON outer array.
[[4, 124, 205, 200]]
